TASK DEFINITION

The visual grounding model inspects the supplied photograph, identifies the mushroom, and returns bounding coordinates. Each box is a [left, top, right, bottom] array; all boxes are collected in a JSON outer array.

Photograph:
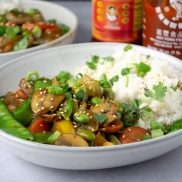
[[33, 113, 62, 124], [6, 12, 33, 24], [31, 88, 65, 114], [4, 92, 25, 108], [91, 101, 117, 114], [90, 101, 118, 127], [54, 133, 89, 147], [19, 78, 34, 97], [81, 75, 102, 97]]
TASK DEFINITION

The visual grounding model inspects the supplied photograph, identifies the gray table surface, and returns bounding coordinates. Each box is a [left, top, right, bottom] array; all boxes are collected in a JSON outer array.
[[1, 1, 182, 182]]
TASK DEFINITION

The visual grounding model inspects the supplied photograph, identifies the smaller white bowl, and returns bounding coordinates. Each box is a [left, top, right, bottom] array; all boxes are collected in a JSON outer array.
[[0, 0, 78, 65]]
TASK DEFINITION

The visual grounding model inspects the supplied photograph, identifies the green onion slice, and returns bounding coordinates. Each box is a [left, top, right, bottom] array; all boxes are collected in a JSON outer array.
[[26, 71, 40, 82]]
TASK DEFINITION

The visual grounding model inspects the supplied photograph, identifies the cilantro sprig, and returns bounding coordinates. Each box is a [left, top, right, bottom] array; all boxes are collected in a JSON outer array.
[[86, 55, 99, 70], [121, 99, 152, 127], [76, 88, 87, 101], [144, 82, 167, 102], [93, 113, 107, 124]]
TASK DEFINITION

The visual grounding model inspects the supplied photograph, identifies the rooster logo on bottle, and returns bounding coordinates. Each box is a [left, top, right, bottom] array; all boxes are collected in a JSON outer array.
[[170, 0, 182, 20]]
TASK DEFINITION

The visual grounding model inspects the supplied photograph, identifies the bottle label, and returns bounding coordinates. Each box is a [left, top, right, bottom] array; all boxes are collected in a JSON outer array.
[[92, 0, 143, 42], [142, 1, 182, 60]]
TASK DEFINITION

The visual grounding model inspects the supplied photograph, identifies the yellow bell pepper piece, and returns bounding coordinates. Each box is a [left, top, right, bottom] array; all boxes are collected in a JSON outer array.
[[51, 119, 76, 134]]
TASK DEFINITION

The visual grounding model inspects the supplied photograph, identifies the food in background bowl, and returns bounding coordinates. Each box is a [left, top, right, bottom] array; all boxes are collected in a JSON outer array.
[[1, 44, 182, 147], [0, 8, 70, 53], [0, 0, 77, 65]]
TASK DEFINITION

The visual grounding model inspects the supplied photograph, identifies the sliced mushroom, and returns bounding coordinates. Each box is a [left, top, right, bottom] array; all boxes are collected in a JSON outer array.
[[31, 88, 65, 114], [33, 113, 62, 124], [6, 12, 33, 24], [4, 92, 25, 107], [77, 101, 87, 112], [81, 75, 102, 97], [102, 112, 117, 127], [91, 101, 117, 114], [54, 133, 89, 147], [32, 14, 44, 22], [19, 78, 34, 97]]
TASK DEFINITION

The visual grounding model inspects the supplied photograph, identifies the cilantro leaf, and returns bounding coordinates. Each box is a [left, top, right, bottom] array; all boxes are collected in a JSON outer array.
[[146, 55, 151, 59], [144, 82, 167, 102], [76, 88, 87, 101], [121, 68, 131, 76], [171, 86, 178, 92], [139, 106, 152, 121], [136, 62, 151, 77], [123, 44, 133, 52], [110, 75, 119, 85], [99, 74, 111, 88], [86, 62, 97, 70], [103, 56, 115, 62], [86, 55, 100, 70], [93, 113, 107, 124]]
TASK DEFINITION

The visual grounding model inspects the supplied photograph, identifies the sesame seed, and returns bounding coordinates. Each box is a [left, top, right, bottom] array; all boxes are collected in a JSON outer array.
[[41, 107, 44, 110], [50, 106, 54, 109], [101, 109, 104, 112], [122, 135, 125, 139], [113, 115, 117, 118], [36, 103, 39, 106], [51, 98, 54, 101], [128, 128, 131, 132]]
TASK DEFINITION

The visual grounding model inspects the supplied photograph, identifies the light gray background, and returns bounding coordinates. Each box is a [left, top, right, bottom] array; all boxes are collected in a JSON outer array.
[[0, 1, 182, 182]]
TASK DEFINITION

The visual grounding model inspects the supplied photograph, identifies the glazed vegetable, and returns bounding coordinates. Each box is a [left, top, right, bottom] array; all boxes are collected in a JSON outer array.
[[0, 99, 34, 140], [0, 8, 70, 53], [1, 67, 182, 147], [13, 96, 33, 126]]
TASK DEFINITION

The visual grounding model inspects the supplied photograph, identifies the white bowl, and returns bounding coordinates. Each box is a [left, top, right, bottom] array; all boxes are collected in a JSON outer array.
[[0, 43, 182, 170], [0, 0, 78, 65]]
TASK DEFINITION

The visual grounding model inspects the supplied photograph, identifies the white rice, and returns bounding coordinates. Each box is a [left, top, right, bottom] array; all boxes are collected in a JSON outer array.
[[76, 47, 182, 129]]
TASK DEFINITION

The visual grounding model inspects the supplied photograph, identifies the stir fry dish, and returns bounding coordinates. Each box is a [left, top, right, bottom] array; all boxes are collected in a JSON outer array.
[[0, 8, 70, 53], [0, 67, 182, 147]]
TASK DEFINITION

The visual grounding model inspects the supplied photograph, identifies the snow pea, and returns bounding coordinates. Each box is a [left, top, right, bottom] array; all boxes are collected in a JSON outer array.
[[13, 96, 33, 127], [0, 100, 34, 140]]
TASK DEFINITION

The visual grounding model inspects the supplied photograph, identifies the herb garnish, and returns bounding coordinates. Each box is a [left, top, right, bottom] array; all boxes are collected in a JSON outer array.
[[144, 82, 167, 102], [123, 44, 133, 52], [86, 55, 100, 70], [121, 68, 131, 76], [103, 56, 115, 62], [136, 62, 151, 77], [110, 75, 119, 85], [120, 99, 152, 127], [93, 113, 107, 124], [76, 88, 87, 101]]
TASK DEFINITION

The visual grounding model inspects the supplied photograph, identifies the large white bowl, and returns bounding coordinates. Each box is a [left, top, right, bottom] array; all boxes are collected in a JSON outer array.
[[0, 0, 78, 65], [0, 43, 182, 170]]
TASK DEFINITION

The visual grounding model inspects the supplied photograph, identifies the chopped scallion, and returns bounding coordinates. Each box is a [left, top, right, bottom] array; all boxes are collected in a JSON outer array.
[[26, 70, 40, 82]]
